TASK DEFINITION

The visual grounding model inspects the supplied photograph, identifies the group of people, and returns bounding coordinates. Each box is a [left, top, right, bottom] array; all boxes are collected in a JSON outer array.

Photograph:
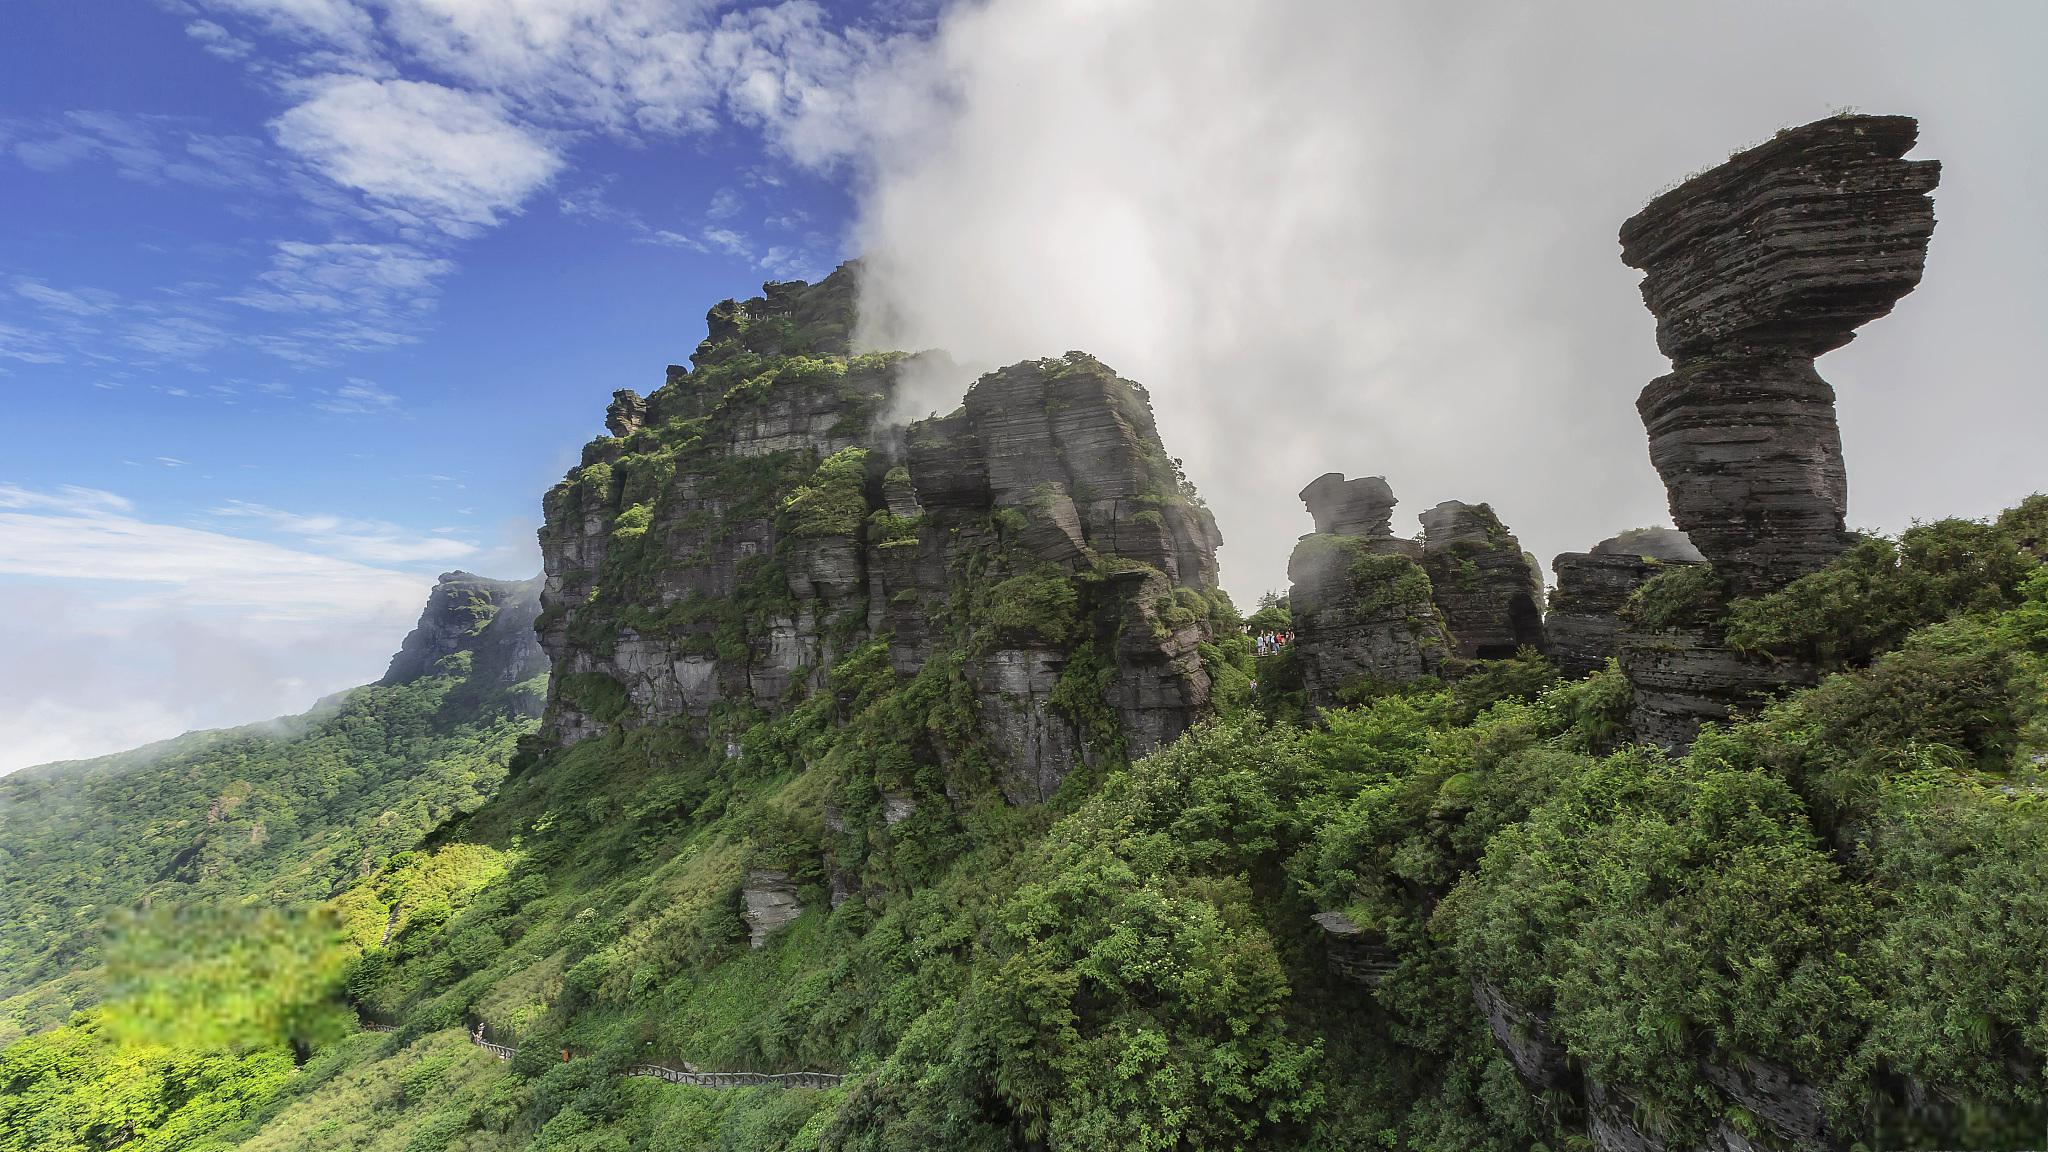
[[1250, 628, 1294, 657]]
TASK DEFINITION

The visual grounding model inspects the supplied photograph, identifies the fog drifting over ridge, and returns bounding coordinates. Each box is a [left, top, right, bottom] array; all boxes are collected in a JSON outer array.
[[851, 0, 2048, 604]]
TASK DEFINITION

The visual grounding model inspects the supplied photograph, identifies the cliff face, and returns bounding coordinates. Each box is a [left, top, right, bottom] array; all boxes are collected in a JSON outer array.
[[380, 571, 546, 691], [1288, 477, 1553, 705], [535, 268, 1225, 803], [1417, 500, 1547, 660], [1546, 529, 1703, 679]]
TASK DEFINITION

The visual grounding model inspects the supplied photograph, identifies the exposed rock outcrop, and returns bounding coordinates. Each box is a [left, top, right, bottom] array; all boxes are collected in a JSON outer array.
[[1418, 500, 1547, 659], [1471, 979, 1571, 1092], [536, 270, 1223, 810], [1615, 113, 1939, 750], [1288, 475, 1450, 708], [1547, 530, 1704, 678], [1620, 113, 1938, 598], [741, 869, 802, 948], [1311, 911, 1397, 988], [381, 572, 546, 689]]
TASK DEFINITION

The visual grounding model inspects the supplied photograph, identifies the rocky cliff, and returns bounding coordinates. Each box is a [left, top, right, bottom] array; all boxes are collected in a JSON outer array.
[[1417, 500, 1547, 660], [1546, 529, 1702, 678], [535, 267, 1227, 804], [381, 571, 546, 692], [1288, 477, 1555, 705]]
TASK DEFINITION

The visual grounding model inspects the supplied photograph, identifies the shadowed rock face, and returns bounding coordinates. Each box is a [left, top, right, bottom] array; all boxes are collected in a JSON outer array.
[[381, 572, 546, 689], [1548, 530, 1704, 678], [537, 270, 1221, 805], [1621, 113, 1939, 597], [1419, 500, 1547, 659]]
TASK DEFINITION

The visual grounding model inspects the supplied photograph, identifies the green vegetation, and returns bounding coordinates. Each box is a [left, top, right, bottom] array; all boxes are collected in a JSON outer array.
[[785, 449, 871, 539], [6, 364, 2045, 1152], [0, 665, 541, 1035], [1619, 559, 1722, 629]]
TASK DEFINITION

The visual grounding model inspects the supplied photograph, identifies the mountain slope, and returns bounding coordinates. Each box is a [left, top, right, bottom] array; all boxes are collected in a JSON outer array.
[[0, 573, 546, 1041]]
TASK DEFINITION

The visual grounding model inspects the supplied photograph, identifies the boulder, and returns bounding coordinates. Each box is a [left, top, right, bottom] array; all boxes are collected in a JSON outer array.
[[741, 869, 802, 948]]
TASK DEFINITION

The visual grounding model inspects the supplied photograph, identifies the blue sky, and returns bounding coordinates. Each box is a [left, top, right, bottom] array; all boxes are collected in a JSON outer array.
[[5, 0, 2045, 770], [0, 0, 925, 767]]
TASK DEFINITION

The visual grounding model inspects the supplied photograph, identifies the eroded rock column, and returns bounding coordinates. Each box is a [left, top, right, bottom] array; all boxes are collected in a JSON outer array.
[[1619, 113, 1939, 597], [1287, 474, 1450, 707]]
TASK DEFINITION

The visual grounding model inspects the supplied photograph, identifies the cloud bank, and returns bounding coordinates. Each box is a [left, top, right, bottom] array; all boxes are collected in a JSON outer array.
[[852, 0, 2048, 601], [0, 485, 431, 772]]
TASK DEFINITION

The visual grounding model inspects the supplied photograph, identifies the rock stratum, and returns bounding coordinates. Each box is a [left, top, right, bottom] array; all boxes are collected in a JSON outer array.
[[535, 266, 1226, 805], [1621, 113, 1938, 597], [1614, 113, 1939, 749]]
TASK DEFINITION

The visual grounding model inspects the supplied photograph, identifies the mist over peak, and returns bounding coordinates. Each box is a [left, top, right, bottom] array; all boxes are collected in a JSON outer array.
[[849, 0, 2048, 601]]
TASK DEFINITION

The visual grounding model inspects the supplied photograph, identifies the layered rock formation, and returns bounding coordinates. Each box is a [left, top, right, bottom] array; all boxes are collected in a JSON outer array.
[[1615, 113, 1939, 749], [1620, 113, 1938, 597], [536, 268, 1223, 806], [1417, 500, 1547, 659], [381, 571, 546, 690], [1287, 474, 1450, 707], [741, 869, 802, 949], [1475, 978, 1838, 1152], [1546, 529, 1703, 678]]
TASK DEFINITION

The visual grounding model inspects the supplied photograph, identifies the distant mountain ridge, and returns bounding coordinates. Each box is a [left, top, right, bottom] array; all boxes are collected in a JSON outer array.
[[0, 571, 546, 1041]]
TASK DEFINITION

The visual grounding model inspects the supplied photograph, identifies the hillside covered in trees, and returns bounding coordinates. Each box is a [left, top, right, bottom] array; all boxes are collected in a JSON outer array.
[[2, 114, 2045, 1152]]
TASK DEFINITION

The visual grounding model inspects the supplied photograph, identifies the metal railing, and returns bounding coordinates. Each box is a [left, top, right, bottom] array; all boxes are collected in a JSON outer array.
[[626, 1065, 842, 1089]]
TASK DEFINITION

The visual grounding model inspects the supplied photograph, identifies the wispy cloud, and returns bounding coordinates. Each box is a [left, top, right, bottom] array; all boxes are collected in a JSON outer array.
[[0, 484, 432, 771], [233, 240, 454, 313], [312, 377, 400, 414], [210, 497, 477, 564], [0, 485, 426, 621], [184, 18, 256, 61], [13, 279, 119, 316], [3, 110, 274, 191], [272, 75, 565, 235]]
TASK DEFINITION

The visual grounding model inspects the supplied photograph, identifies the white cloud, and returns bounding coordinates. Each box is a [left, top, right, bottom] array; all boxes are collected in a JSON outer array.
[[202, 0, 378, 56], [211, 497, 477, 564], [853, 0, 2048, 600], [314, 377, 401, 413], [185, 19, 256, 60], [272, 75, 564, 234], [0, 486, 426, 624], [13, 279, 119, 316], [231, 239, 453, 313], [3, 110, 272, 190], [0, 322, 67, 365], [0, 485, 433, 773]]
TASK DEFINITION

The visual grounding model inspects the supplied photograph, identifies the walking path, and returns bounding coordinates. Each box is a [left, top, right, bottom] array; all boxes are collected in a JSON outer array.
[[357, 1018, 845, 1090]]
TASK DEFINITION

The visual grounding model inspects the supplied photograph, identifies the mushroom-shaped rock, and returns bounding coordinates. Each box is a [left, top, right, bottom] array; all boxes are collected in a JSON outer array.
[[1299, 473, 1397, 539], [1620, 113, 1938, 598]]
